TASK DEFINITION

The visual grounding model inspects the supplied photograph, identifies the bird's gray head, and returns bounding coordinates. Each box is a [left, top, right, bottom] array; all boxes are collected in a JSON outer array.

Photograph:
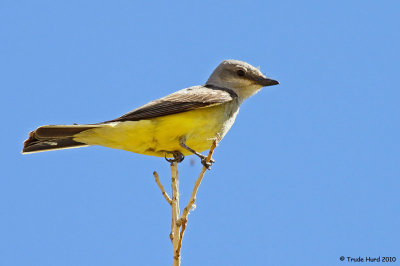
[[206, 59, 279, 100]]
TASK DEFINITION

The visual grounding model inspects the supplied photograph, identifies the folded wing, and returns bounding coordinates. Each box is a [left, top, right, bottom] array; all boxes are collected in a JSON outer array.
[[105, 85, 237, 122]]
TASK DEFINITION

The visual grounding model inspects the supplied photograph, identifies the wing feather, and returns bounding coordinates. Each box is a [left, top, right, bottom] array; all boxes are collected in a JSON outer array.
[[105, 85, 237, 122]]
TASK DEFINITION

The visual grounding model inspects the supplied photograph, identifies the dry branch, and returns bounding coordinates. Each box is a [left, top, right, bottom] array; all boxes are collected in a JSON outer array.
[[153, 171, 172, 205], [152, 139, 218, 266]]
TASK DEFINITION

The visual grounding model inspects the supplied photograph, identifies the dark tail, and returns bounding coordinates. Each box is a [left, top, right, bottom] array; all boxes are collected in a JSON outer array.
[[22, 125, 99, 154]]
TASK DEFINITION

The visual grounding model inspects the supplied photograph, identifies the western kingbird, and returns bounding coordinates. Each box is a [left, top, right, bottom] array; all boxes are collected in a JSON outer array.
[[22, 60, 279, 165]]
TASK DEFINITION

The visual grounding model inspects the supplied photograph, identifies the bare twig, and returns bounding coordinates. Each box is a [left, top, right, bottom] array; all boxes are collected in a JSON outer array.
[[152, 140, 218, 266], [176, 139, 218, 256], [180, 139, 218, 220], [176, 218, 187, 257], [153, 171, 172, 205], [170, 161, 181, 266]]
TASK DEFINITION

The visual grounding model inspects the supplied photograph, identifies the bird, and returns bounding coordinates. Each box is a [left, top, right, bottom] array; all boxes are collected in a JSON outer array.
[[22, 59, 279, 167]]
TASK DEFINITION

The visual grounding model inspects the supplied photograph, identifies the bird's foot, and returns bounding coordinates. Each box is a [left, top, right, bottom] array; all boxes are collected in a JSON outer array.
[[179, 137, 215, 169], [199, 154, 215, 170], [164, 151, 185, 165]]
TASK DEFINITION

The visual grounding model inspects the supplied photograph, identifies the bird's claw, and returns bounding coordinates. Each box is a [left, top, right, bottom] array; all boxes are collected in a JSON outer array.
[[164, 151, 185, 165], [200, 156, 215, 170]]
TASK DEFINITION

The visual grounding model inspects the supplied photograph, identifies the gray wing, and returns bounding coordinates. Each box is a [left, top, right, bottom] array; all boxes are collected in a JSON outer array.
[[105, 85, 237, 122]]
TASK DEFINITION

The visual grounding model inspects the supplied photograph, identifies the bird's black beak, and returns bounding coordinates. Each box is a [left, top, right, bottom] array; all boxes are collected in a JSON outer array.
[[256, 77, 279, 87]]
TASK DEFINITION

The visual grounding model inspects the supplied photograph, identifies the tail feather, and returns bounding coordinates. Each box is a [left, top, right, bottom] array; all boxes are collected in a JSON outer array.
[[22, 125, 100, 154]]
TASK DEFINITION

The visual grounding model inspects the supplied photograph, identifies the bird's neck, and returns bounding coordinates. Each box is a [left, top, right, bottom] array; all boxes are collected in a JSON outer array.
[[231, 85, 262, 101], [206, 82, 262, 102]]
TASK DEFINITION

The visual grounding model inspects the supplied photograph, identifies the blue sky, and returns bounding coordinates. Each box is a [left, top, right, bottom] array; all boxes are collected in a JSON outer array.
[[1, 1, 399, 265]]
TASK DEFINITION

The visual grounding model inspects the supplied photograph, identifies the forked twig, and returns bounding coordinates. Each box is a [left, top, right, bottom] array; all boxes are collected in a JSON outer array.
[[152, 139, 218, 266]]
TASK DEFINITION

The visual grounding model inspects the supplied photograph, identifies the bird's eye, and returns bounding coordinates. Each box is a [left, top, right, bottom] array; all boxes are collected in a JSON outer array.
[[236, 70, 245, 77]]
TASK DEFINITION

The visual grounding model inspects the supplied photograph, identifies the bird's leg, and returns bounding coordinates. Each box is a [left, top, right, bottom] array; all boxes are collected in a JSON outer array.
[[179, 137, 215, 169], [164, 151, 185, 165]]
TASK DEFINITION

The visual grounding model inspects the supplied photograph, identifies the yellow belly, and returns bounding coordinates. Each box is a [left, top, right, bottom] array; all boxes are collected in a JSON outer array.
[[73, 103, 239, 157]]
